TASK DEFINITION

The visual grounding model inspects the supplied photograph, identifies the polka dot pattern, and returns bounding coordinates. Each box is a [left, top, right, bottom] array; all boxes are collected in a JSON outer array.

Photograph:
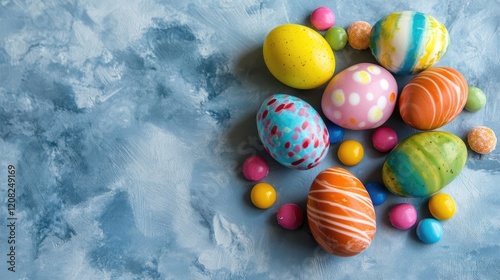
[[322, 63, 398, 130], [332, 90, 345, 106], [349, 93, 360, 106], [367, 65, 381, 75], [353, 71, 371, 85], [380, 79, 389, 90]]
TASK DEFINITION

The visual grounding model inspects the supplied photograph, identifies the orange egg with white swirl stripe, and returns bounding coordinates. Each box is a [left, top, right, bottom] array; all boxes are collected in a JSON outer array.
[[399, 67, 468, 130], [307, 167, 376, 257]]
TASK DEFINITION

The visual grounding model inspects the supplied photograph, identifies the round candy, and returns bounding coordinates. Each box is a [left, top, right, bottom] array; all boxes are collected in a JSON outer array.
[[389, 203, 417, 230], [325, 121, 344, 144], [251, 182, 276, 209], [276, 203, 304, 230], [372, 126, 398, 152], [310, 7, 335, 31], [416, 218, 443, 244], [242, 155, 269, 181], [337, 140, 364, 166], [467, 126, 497, 154], [465, 86, 486, 112], [429, 193, 456, 220], [324, 26, 347, 51], [347, 21, 372, 50], [365, 181, 388, 206]]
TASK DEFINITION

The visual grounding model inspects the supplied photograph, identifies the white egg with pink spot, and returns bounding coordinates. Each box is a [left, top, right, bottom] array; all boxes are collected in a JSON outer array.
[[321, 63, 398, 130]]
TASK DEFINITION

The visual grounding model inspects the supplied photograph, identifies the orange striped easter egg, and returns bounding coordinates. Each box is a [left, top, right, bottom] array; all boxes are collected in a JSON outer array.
[[399, 67, 468, 130], [307, 167, 376, 257]]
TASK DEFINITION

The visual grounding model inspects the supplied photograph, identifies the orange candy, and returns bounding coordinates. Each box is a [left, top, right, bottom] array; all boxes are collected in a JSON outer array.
[[468, 126, 497, 154], [347, 21, 372, 50]]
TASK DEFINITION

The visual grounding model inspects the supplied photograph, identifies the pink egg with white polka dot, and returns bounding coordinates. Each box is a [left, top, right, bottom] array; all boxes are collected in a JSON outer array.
[[321, 63, 397, 130]]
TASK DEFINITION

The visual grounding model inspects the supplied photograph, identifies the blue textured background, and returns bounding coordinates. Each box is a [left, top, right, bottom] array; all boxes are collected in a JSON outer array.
[[0, 0, 499, 279]]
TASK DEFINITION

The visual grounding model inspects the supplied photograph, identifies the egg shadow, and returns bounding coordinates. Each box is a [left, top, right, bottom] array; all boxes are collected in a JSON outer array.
[[226, 110, 275, 181], [266, 197, 330, 263], [234, 45, 297, 94]]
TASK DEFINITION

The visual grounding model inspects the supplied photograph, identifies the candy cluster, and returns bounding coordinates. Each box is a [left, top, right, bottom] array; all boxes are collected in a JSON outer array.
[[242, 6, 496, 257]]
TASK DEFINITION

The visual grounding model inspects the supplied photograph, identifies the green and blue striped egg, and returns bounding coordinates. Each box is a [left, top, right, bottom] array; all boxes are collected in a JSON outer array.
[[256, 94, 330, 170], [382, 131, 467, 197], [370, 11, 450, 75]]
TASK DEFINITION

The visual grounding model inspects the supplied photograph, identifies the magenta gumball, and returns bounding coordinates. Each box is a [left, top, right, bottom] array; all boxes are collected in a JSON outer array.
[[372, 126, 398, 152], [276, 203, 304, 230], [310, 7, 335, 31], [242, 155, 269, 181], [389, 203, 417, 230]]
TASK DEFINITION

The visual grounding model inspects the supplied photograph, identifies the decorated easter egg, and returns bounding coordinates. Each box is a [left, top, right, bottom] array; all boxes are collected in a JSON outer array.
[[256, 94, 330, 170], [322, 63, 397, 130], [382, 131, 467, 197], [307, 167, 376, 257], [263, 24, 335, 89], [370, 11, 450, 75], [399, 67, 468, 130]]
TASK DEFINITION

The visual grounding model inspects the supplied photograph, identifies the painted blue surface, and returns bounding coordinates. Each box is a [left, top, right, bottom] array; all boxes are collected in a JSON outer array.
[[0, 0, 499, 279]]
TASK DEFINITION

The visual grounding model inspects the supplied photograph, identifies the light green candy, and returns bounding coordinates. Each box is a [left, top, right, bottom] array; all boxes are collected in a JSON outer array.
[[465, 86, 486, 112], [324, 27, 347, 51]]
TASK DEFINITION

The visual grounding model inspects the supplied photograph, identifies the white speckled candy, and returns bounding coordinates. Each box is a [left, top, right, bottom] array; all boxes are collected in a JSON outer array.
[[321, 63, 397, 130]]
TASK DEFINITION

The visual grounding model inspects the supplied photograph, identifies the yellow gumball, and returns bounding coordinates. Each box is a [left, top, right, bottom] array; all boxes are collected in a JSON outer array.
[[337, 140, 364, 166], [263, 24, 335, 89], [251, 183, 277, 209], [429, 193, 456, 220]]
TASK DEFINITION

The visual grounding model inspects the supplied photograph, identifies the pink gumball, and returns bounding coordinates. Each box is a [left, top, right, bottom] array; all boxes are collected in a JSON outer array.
[[389, 203, 417, 230], [372, 126, 398, 152], [242, 155, 269, 181], [310, 7, 335, 30], [277, 203, 304, 230]]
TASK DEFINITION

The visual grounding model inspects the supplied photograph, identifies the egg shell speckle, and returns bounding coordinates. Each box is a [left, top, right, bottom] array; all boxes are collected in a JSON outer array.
[[322, 63, 397, 130], [263, 24, 335, 89], [382, 131, 467, 197], [256, 94, 330, 170]]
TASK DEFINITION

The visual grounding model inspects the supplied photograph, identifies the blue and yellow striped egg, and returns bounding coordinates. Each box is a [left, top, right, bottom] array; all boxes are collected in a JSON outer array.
[[382, 131, 467, 197], [370, 11, 450, 75], [256, 94, 330, 170]]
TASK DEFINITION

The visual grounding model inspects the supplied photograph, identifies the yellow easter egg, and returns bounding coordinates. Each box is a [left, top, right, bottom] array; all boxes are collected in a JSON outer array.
[[263, 24, 335, 89]]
